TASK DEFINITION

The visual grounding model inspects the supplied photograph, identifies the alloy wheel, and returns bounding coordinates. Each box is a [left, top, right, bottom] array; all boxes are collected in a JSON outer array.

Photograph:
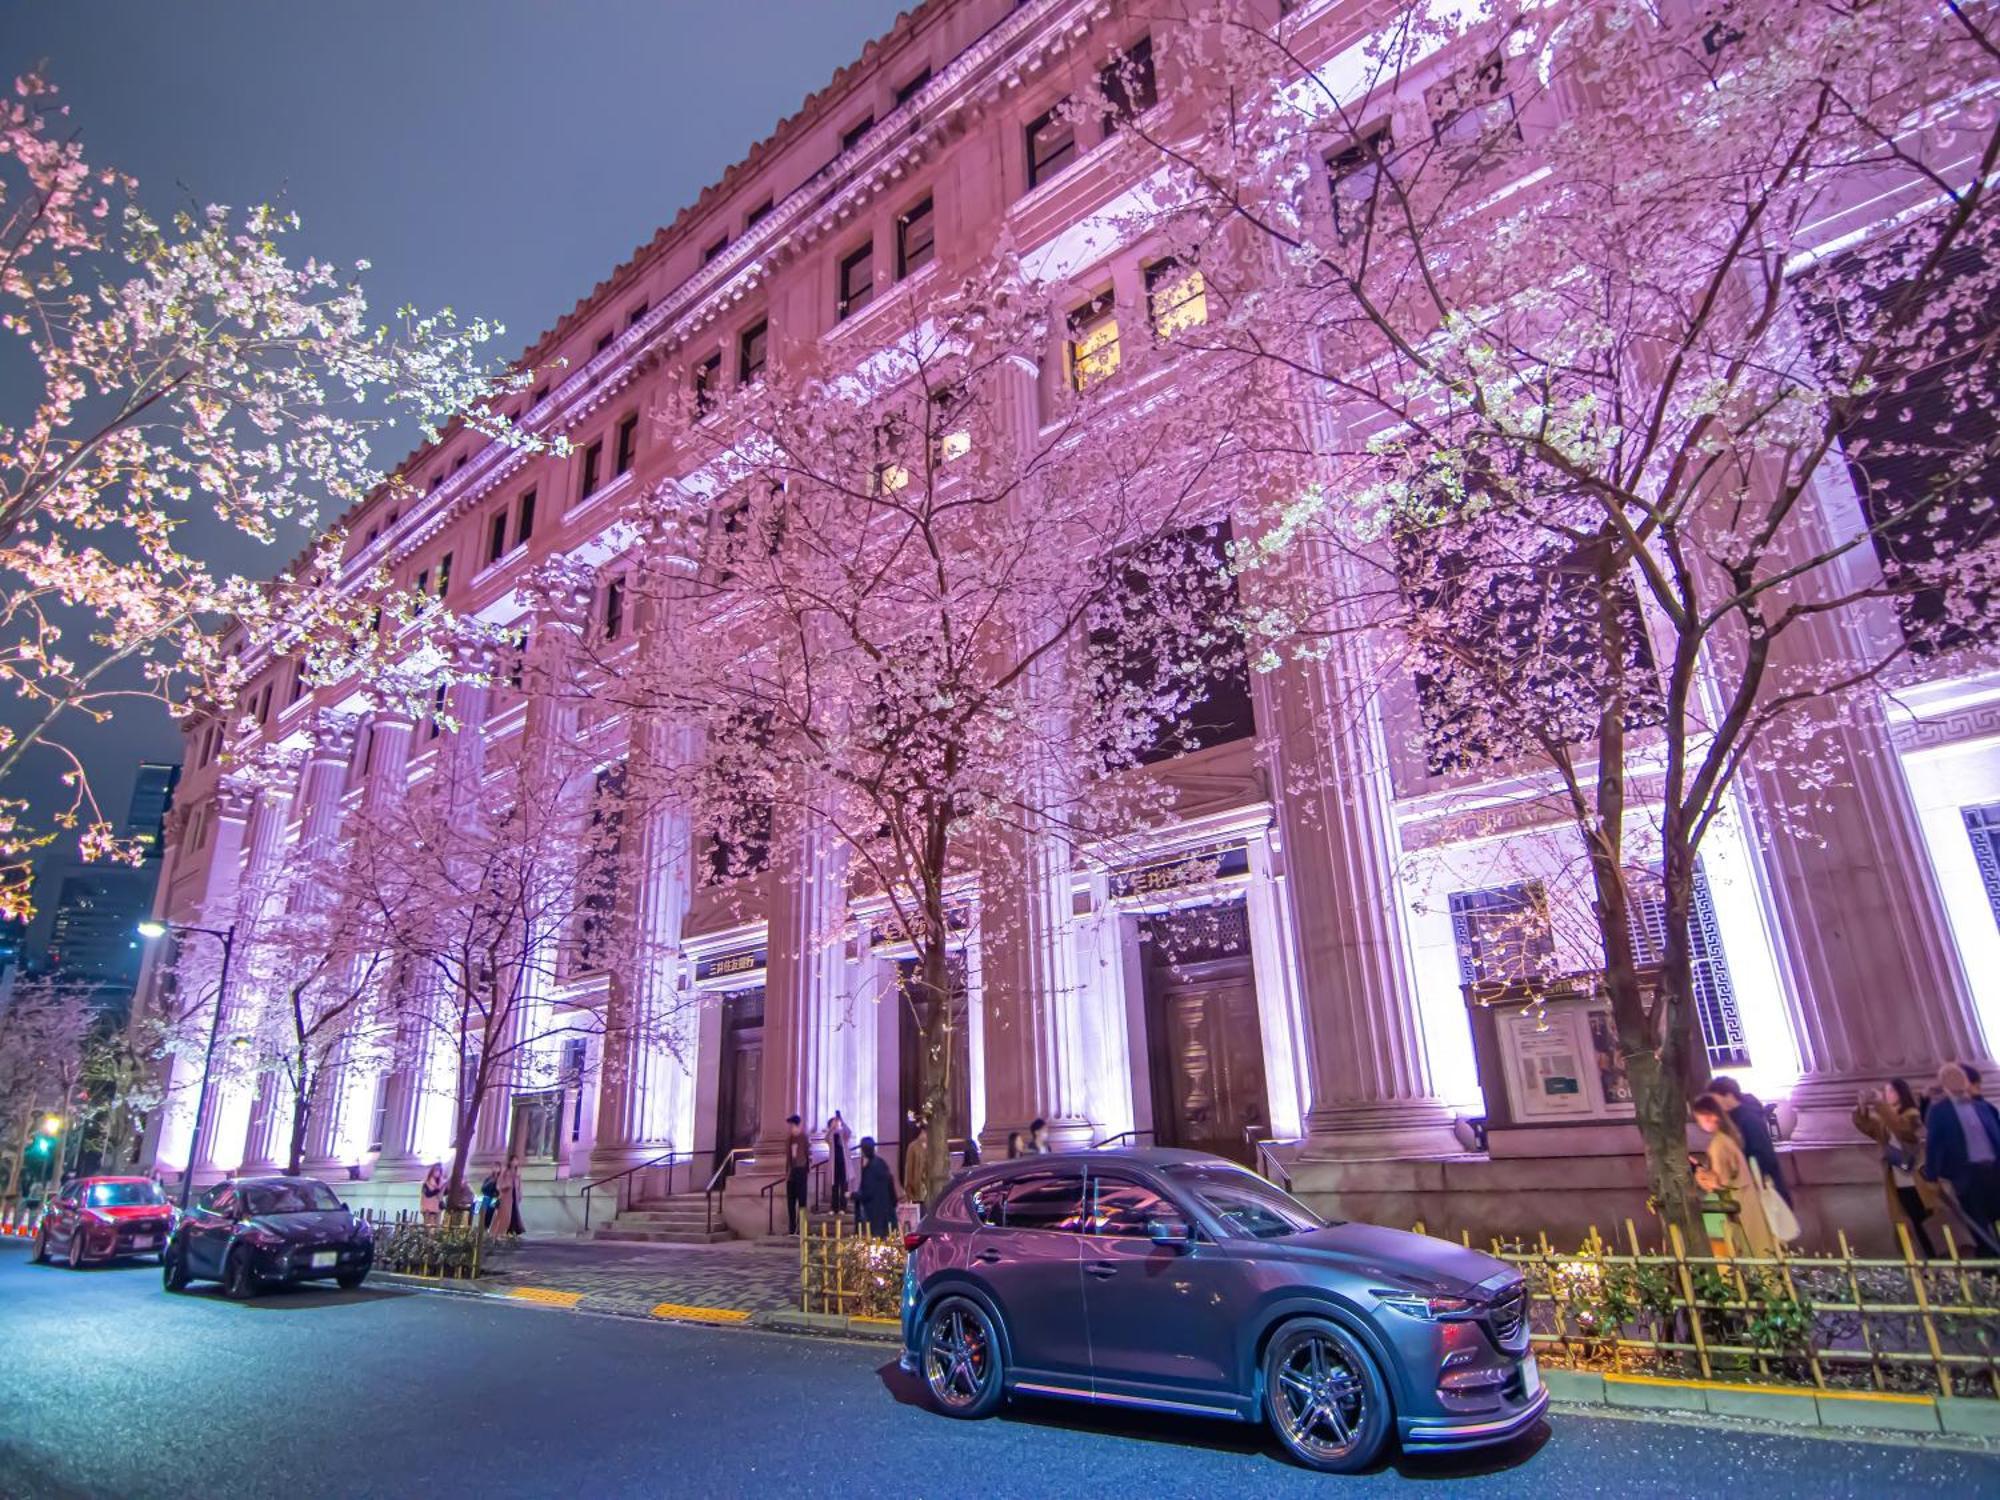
[[923, 1303, 995, 1414], [66, 1232, 85, 1270], [1270, 1328, 1370, 1465]]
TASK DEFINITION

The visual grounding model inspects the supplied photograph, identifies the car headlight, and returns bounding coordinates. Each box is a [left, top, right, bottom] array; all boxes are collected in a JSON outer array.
[[1375, 1290, 1480, 1321]]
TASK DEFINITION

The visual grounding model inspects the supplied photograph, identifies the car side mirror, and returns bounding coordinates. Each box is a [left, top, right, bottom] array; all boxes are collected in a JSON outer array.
[[1146, 1218, 1193, 1249]]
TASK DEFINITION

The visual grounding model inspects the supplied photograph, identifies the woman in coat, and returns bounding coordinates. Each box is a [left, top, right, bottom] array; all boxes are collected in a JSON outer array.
[[419, 1163, 446, 1226], [824, 1112, 852, 1215], [1693, 1092, 1778, 1258], [1853, 1079, 1940, 1257], [854, 1136, 897, 1237], [492, 1154, 525, 1238]]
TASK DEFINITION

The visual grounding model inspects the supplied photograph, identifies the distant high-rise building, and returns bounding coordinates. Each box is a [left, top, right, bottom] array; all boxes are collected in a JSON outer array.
[[125, 761, 179, 853]]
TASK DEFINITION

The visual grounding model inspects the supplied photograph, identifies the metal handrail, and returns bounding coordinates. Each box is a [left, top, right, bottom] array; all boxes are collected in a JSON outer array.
[[704, 1147, 757, 1237], [1091, 1129, 1156, 1150], [1254, 1135, 1298, 1195], [579, 1148, 691, 1233]]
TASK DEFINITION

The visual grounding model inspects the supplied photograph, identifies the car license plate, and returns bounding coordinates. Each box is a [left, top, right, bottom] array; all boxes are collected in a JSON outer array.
[[311, 1250, 336, 1269], [130, 1235, 155, 1250], [1521, 1354, 1540, 1395]]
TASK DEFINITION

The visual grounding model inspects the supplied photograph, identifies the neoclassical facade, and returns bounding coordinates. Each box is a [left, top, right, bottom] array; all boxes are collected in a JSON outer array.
[[135, 0, 1999, 1246]]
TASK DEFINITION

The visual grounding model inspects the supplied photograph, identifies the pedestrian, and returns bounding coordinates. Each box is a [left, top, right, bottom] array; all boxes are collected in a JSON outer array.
[[1921, 1063, 2000, 1255], [478, 1169, 500, 1232], [1704, 1075, 1791, 1206], [1006, 1130, 1023, 1160], [1692, 1092, 1779, 1258], [419, 1163, 446, 1227], [854, 1136, 896, 1237], [1027, 1117, 1050, 1154], [493, 1154, 525, 1238], [904, 1120, 933, 1209], [960, 1133, 981, 1169], [825, 1110, 851, 1215], [784, 1114, 811, 1235], [1852, 1080, 1940, 1257]]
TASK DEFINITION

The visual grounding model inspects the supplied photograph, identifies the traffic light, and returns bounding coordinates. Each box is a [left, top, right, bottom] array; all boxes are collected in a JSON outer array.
[[28, 1131, 54, 1159]]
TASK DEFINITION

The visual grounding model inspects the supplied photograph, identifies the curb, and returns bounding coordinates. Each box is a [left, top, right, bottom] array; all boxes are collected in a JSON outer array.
[[1544, 1368, 2000, 1438]]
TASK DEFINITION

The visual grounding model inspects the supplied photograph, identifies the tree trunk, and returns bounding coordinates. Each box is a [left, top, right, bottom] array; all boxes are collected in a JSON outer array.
[[914, 929, 955, 1208]]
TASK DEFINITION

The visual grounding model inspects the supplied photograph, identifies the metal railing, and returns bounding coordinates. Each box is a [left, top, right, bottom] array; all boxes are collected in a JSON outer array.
[[1091, 1129, 1156, 1151], [1253, 1136, 1298, 1194], [578, 1149, 693, 1233], [704, 1147, 756, 1237]]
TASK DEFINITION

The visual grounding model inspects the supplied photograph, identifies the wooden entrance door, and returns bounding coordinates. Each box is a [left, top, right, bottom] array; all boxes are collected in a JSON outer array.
[[714, 987, 764, 1169], [1147, 968, 1270, 1165]]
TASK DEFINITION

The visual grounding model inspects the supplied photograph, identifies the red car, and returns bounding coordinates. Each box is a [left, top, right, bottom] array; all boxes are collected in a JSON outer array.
[[33, 1176, 175, 1267]]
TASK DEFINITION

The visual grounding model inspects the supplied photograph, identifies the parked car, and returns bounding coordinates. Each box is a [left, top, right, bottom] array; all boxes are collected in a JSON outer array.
[[33, 1176, 175, 1268], [899, 1148, 1546, 1473], [162, 1175, 373, 1299]]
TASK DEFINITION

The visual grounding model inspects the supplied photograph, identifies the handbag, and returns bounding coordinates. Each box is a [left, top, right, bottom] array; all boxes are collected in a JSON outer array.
[[1753, 1161, 1801, 1243]]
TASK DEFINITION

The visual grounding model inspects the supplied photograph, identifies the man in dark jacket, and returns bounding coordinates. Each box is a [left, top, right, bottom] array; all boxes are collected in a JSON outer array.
[[1705, 1076, 1792, 1206], [1923, 1064, 2000, 1255], [783, 1115, 811, 1235], [853, 1136, 897, 1237]]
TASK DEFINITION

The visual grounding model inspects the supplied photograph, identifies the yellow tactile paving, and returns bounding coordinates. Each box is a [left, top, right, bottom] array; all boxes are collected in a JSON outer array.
[[507, 1286, 585, 1308], [650, 1301, 752, 1324]]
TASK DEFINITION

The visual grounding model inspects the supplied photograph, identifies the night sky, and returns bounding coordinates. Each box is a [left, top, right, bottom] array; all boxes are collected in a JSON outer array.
[[0, 0, 909, 843]]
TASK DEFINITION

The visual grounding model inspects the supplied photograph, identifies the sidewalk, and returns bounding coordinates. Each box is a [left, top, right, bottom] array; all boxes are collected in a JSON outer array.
[[385, 1233, 805, 1325]]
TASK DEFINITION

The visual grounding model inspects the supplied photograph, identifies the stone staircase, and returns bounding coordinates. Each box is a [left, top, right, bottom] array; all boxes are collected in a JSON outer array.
[[594, 1194, 735, 1245]]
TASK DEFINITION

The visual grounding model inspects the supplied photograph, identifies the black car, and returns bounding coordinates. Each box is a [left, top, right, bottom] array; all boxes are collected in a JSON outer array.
[[163, 1175, 374, 1299], [899, 1149, 1546, 1473]]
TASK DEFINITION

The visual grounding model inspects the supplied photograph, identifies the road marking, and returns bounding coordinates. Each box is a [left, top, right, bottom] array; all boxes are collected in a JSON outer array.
[[651, 1301, 751, 1324], [508, 1286, 585, 1308]]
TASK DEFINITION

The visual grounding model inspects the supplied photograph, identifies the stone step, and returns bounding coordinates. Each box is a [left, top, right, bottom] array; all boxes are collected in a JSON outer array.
[[593, 1225, 736, 1245]]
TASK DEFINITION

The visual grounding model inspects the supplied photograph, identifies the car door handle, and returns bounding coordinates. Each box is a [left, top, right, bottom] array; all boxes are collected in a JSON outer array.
[[973, 1249, 1002, 1264], [1086, 1261, 1118, 1279]]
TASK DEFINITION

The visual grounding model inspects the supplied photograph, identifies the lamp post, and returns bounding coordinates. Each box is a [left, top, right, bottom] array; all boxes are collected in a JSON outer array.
[[138, 918, 238, 1208]]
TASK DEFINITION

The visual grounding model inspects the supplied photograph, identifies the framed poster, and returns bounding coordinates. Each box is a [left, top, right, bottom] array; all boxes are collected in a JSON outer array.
[[1499, 1008, 1597, 1121]]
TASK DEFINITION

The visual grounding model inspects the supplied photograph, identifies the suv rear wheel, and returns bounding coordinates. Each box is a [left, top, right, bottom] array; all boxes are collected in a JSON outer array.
[[222, 1246, 259, 1300], [1262, 1316, 1392, 1473], [162, 1245, 190, 1292], [920, 1296, 1005, 1419]]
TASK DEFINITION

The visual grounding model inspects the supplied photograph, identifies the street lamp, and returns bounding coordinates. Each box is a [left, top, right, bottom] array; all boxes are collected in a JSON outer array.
[[137, 918, 238, 1208]]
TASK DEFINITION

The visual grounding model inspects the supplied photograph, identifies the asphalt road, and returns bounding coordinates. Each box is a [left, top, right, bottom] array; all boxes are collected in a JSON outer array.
[[2, 1241, 1996, 1499]]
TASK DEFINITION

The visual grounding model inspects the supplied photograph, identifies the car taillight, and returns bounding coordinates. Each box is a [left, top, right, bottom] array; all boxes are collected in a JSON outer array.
[[903, 1232, 928, 1252]]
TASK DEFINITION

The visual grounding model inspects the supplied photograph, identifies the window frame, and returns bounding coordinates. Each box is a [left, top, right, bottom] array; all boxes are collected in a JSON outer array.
[[579, 437, 604, 500], [897, 196, 935, 279], [1098, 35, 1158, 133], [1026, 102, 1078, 190], [615, 412, 639, 476], [838, 241, 876, 320], [516, 487, 537, 544], [1145, 256, 1207, 340], [1067, 289, 1121, 390], [738, 320, 768, 386]]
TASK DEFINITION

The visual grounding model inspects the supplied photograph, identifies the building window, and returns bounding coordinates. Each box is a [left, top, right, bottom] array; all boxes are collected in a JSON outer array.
[[1026, 103, 1077, 190], [1145, 258, 1207, 339], [516, 488, 537, 544], [1968, 805, 2000, 933], [615, 412, 639, 476], [694, 351, 722, 415], [738, 320, 768, 386], [1426, 51, 1519, 155], [841, 115, 875, 153], [579, 438, 604, 499], [488, 510, 508, 566], [594, 330, 614, 355], [746, 198, 774, 228], [415, 568, 429, 596], [427, 680, 447, 740], [285, 660, 305, 707], [1099, 35, 1157, 132], [602, 577, 626, 642], [435, 551, 452, 598], [895, 67, 932, 106], [1449, 883, 1558, 989], [702, 235, 729, 265], [627, 300, 648, 329], [1326, 124, 1392, 242], [369, 1074, 390, 1153], [897, 197, 934, 279], [1626, 862, 1749, 1068], [1068, 290, 1120, 390], [256, 683, 273, 724], [838, 241, 875, 319]]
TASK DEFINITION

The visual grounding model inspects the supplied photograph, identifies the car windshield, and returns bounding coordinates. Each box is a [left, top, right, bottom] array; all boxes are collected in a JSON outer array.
[[242, 1182, 343, 1216], [1163, 1164, 1327, 1240], [87, 1181, 166, 1208]]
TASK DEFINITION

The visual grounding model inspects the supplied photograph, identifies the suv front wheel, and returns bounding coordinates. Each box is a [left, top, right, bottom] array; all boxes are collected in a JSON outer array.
[[1262, 1316, 1392, 1473], [920, 1296, 1005, 1419]]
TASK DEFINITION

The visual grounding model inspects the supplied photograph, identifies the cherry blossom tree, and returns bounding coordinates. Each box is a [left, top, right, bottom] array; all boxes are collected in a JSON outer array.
[[594, 248, 1296, 1198], [0, 71, 546, 920], [1132, 0, 2000, 1234], [0, 973, 92, 1204]]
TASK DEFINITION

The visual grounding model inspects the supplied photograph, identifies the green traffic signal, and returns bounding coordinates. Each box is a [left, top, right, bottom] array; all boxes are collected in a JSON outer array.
[[28, 1135, 53, 1157]]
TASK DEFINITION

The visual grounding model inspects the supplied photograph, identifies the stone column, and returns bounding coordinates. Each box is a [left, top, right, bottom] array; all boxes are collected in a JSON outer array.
[[1266, 611, 1460, 1160], [192, 782, 293, 1177], [378, 672, 489, 1179], [303, 712, 412, 1176], [165, 784, 252, 1183], [976, 352, 1096, 1151], [589, 709, 701, 1181], [756, 804, 851, 1158]]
